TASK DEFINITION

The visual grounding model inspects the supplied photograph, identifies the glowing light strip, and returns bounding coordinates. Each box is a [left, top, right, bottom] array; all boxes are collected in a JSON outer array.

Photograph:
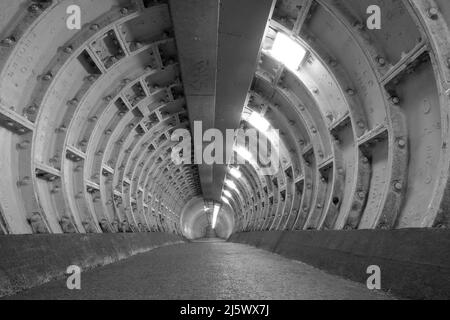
[[212, 204, 220, 229]]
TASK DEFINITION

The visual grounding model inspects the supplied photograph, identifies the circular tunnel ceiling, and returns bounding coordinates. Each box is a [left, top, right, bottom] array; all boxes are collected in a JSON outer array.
[[0, 0, 449, 238]]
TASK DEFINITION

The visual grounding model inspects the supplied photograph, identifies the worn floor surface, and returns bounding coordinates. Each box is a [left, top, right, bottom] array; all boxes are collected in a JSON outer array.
[[7, 241, 392, 300]]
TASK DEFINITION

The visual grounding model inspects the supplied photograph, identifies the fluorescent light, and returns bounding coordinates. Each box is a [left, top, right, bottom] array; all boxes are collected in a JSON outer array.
[[221, 196, 230, 204], [235, 146, 253, 162], [248, 111, 270, 132], [229, 167, 242, 179], [212, 204, 220, 229], [225, 180, 238, 191], [223, 190, 232, 198], [271, 32, 306, 71]]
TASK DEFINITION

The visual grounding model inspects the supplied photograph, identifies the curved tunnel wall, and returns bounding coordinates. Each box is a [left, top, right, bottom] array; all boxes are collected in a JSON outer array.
[[0, 0, 449, 300], [220, 0, 450, 233], [0, 0, 449, 238], [0, 0, 203, 236]]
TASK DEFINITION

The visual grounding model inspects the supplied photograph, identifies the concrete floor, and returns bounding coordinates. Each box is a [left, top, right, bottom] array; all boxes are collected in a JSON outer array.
[[7, 241, 393, 300]]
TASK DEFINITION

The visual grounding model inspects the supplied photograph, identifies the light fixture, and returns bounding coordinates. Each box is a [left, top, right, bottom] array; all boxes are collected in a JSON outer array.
[[223, 190, 232, 198], [229, 167, 242, 179], [225, 180, 238, 191], [212, 204, 220, 229], [248, 111, 270, 132], [271, 32, 306, 71], [221, 196, 230, 204]]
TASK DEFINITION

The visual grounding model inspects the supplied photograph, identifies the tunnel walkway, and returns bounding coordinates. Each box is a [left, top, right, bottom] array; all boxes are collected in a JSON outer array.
[[7, 241, 392, 300]]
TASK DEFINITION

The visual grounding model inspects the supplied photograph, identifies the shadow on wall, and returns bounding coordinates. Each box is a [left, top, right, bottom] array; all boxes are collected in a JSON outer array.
[[180, 196, 234, 240]]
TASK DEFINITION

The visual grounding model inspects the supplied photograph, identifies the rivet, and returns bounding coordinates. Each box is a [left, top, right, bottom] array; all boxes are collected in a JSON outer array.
[[28, 4, 41, 13], [357, 120, 365, 129], [394, 182, 403, 191], [376, 56, 386, 66], [353, 21, 364, 30], [1, 36, 16, 46], [391, 96, 400, 105], [428, 7, 439, 20], [17, 140, 31, 149], [42, 73, 53, 81], [397, 139, 406, 148], [67, 98, 78, 106], [63, 46, 73, 54], [27, 105, 38, 114], [346, 88, 355, 96], [90, 24, 100, 31]]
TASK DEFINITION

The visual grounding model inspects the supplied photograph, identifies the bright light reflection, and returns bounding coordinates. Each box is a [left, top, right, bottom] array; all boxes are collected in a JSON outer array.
[[223, 190, 232, 198], [221, 196, 230, 204], [235, 146, 253, 162], [225, 180, 238, 191], [229, 167, 242, 179], [271, 32, 306, 71], [212, 204, 220, 229], [248, 111, 270, 132]]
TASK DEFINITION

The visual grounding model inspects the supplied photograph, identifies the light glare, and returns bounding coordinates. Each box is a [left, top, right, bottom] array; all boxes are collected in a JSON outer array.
[[212, 204, 220, 229], [229, 167, 242, 179], [225, 180, 238, 191], [235, 146, 253, 162], [248, 111, 270, 132], [271, 32, 306, 71], [223, 190, 232, 198]]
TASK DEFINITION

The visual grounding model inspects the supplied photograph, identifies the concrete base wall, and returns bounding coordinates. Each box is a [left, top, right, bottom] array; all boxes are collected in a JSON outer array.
[[228, 229, 450, 300], [0, 233, 184, 297]]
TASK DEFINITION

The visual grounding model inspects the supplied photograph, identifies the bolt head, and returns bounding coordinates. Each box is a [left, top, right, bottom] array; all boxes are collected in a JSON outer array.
[[428, 7, 439, 19], [63, 46, 73, 54], [1, 36, 15, 46], [42, 73, 53, 81], [391, 96, 400, 104], [28, 4, 41, 13]]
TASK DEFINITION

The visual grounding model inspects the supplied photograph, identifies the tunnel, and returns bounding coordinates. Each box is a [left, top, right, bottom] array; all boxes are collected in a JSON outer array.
[[0, 0, 449, 302]]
